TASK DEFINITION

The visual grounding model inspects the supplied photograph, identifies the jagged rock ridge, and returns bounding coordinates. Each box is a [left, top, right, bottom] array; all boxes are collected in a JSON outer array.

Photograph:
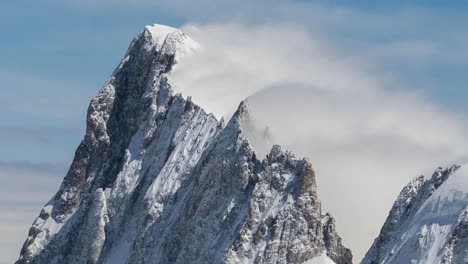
[[17, 24, 352, 264], [362, 165, 468, 264]]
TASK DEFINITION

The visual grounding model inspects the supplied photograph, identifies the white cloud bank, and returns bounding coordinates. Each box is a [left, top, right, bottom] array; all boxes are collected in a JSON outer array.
[[169, 22, 468, 260]]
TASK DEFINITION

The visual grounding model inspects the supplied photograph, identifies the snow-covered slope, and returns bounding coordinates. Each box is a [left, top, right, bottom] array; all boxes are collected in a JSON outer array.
[[16, 24, 351, 264], [362, 165, 468, 264]]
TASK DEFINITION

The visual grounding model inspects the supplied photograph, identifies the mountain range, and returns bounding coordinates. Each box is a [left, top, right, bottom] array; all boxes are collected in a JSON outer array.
[[16, 24, 467, 264]]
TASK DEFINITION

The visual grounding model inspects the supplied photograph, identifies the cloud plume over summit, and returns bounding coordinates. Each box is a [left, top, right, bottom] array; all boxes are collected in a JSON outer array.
[[168, 22, 468, 260]]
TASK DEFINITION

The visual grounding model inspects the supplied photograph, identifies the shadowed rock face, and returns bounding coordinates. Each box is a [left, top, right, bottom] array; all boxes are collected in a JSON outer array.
[[442, 210, 468, 264], [16, 24, 352, 264]]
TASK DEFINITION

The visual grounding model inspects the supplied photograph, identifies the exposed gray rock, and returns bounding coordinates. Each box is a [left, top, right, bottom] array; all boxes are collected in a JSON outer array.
[[17, 24, 351, 264], [322, 214, 353, 264], [441, 210, 468, 264]]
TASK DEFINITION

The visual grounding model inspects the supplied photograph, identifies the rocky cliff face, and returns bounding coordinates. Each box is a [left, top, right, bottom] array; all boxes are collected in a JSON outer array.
[[17, 24, 351, 264], [362, 165, 468, 264]]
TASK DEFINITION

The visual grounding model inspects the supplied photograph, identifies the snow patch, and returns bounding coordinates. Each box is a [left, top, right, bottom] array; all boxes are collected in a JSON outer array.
[[303, 252, 336, 264], [145, 24, 180, 51], [144, 23, 199, 60]]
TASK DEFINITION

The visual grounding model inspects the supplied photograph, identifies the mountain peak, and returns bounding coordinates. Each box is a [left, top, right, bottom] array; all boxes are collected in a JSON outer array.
[[233, 100, 249, 121], [144, 24, 180, 48], [16, 24, 351, 264], [143, 23, 198, 58], [224, 100, 250, 132]]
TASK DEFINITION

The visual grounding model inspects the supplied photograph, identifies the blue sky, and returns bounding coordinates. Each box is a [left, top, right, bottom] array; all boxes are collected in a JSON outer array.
[[3, 0, 465, 168], [2, 1, 468, 263]]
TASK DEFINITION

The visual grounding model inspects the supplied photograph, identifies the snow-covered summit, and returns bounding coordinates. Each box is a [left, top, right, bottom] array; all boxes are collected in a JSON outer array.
[[144, 24, 180, 47], [143, 23, 198, 60]]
